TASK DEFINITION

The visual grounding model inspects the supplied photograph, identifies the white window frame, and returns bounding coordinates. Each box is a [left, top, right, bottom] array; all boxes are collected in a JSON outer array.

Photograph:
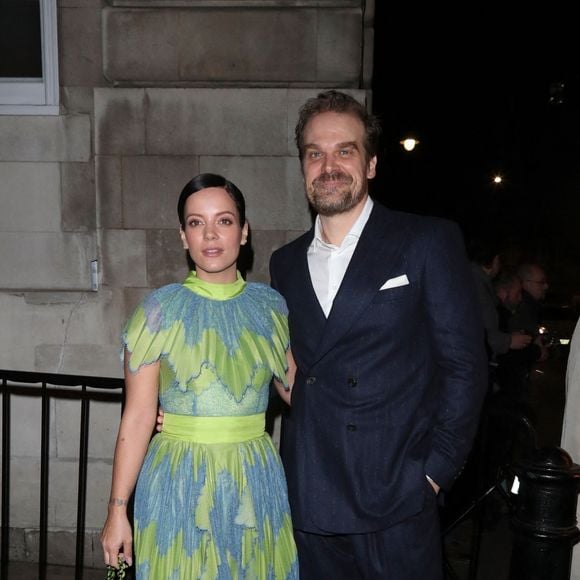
[[0, 0, 59, 115]]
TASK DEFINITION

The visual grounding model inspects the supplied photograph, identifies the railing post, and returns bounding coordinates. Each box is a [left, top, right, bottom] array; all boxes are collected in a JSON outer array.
[[509, 446, 580, 580], [75, 389, 90, 580], [1, 381, 10, 580], [38, 381, 50, 580]]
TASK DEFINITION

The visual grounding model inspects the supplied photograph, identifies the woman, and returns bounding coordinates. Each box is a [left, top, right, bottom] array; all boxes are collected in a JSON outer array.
[[101, 173, 298, 579]]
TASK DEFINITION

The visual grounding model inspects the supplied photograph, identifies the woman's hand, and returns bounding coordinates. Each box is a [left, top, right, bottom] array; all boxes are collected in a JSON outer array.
[[273, 378, 292, 406], [101, 507, 133, 568]]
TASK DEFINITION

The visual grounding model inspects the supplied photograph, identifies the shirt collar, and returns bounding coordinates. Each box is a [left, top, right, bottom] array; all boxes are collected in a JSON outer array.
[[313, 196, 374, 248]]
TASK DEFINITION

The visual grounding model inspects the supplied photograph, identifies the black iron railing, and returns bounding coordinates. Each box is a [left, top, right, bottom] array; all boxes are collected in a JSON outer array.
[[0, 370, 124, 580]]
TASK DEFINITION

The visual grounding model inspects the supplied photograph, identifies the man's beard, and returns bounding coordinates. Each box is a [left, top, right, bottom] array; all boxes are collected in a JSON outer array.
[[307, 171, 366, 217]]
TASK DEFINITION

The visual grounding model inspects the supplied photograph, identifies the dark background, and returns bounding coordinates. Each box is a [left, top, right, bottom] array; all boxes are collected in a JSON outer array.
[[370, 6, 580, 305]]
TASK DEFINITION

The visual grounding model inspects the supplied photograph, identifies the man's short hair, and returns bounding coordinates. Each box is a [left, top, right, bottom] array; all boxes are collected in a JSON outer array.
[[294, 90, 382, 162]]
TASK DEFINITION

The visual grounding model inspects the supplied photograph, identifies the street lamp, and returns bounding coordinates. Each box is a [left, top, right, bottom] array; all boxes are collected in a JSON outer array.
[[400, 137, 419, 152]]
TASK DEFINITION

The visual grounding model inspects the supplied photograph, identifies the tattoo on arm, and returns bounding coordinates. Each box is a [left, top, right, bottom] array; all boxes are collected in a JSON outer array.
[[109, 498, 129, 506]]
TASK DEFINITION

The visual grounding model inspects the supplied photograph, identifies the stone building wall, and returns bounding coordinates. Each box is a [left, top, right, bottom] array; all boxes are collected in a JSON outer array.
[[0, 0, 374, 566]]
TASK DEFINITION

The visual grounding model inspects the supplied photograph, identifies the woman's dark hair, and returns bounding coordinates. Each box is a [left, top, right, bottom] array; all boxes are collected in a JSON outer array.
[[294, 90, 382, 162], [177, 173, 246, 228]]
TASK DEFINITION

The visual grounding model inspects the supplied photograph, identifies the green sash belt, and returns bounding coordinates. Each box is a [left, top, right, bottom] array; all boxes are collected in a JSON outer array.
[[162, 412, 265, 443]]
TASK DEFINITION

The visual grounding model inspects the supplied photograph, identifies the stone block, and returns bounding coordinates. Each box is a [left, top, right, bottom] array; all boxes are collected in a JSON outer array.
[[49, 462, 82, 530], [60, 0, 105, 6], [121, 155, 199, 229], [18, 288, 123, 349], [95, 155, 122, 229], [102, 7, 180, 82], [244, 229, 289, 284], [46, 530, 76, 566], [316, 9, 362, 82], [0, 116, 91, 162], [64, 292, 122, 346], [8, 527, 27, 563], [11, 458, 43, 527], [55, 398, 121, 460], [94, 88, 146, 155], [61, 162, 96, 232], [146, 229, 191, 289], [35, 344, 124, 378], [25, 528, 85, 566], [88, 400, 123, 458], [0, 292, 127, 375], [60, 86, 94, 115], [199, 156, 311, 231], [0, 232, 97, 290], [0, 295, 53, 372], [101, 229, 148, 288], [0, 342, 36, 373], [123, 287, 150, 318], [102, 8, 314, 83], [176, 10, 316, 83], [146, 88, 288, 156], [86, 461, 115, 528], [0, 162, 61, 232], [59, 7, 106, 87], [363, 26, 374, 88], [9, 396, 45, 458], [84, 529, 103, 569]]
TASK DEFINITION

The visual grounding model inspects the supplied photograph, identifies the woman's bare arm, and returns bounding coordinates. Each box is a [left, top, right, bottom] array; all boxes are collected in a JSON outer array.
[[100, 352, 159, 568]]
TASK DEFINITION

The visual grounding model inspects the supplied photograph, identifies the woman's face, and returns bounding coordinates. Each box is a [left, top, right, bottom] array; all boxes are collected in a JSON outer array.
[[180, 187, 248, 283]]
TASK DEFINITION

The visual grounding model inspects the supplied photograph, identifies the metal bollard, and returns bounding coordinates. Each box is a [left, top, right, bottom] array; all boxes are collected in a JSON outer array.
[[509, 447, 580, 580]]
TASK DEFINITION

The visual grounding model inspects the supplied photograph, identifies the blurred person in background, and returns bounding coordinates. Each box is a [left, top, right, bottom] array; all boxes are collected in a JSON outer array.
[[493, 267, 548, 409], [468, 240, 532, 387], [509, 263, 549, 336]]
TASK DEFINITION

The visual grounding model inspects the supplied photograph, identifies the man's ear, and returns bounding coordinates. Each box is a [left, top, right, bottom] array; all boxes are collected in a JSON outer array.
[[367, 155, 378, 179], [241, 222, 249, 246], [179, 228, 188, 249]]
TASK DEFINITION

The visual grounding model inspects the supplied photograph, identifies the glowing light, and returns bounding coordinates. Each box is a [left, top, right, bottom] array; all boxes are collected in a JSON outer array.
[[400, 138, 419, 152], [492, 175, 503, 184]]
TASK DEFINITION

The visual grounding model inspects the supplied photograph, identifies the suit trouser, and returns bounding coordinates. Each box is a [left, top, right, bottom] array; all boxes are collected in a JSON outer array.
[[294, 484, 442, 580]]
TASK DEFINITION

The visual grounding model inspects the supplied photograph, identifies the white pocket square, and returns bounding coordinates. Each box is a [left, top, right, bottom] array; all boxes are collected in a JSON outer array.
[[380, 274, 409, 290]]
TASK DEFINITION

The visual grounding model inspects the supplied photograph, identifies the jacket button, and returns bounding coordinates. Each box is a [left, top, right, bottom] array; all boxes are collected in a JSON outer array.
[[346, 424, 357, 431], [306, 377, 316, 385], [347, 377, 358, 387]]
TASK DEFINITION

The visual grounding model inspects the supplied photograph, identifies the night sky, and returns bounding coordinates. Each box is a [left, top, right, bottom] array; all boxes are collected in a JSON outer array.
[[370, 7, 580, 301]]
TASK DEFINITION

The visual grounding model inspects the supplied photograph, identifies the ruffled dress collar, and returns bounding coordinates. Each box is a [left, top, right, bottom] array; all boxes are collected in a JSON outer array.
[[182, 270, 246, 301]]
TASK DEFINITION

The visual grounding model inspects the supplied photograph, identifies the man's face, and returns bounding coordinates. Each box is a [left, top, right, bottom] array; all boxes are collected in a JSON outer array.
[[505, 280, 523, 311], [301, 111, 377, 216], [523, 266, 549, 301]]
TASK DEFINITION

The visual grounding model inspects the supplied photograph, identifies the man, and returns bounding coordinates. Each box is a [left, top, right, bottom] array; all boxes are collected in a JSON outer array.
[[269, 90, 488, 579], [468, 241, 532, 367], [494, 267, 524, 319], [509, 262, 549, 336]]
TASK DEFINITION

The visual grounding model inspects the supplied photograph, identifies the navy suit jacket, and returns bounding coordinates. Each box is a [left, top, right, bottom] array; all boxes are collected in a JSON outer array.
[[269, 201, 488, 534]]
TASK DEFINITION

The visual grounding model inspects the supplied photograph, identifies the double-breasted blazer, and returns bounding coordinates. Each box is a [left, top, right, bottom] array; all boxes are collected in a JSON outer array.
[[269, 201, 488, 534]]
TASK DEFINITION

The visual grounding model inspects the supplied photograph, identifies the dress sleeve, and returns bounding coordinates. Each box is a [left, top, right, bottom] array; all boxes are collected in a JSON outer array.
[[269, 291, 291, 386], [121, 290, 168, 372]]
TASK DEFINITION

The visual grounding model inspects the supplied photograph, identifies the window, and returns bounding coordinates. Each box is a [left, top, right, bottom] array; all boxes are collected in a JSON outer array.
[[0, 0, 59, 115]]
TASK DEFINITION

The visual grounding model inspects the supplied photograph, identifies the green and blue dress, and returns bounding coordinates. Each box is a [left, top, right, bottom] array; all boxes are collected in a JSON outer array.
[[122, 271, 298, 579]]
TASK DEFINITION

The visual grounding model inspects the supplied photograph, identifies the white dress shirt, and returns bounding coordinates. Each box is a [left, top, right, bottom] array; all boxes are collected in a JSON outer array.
[[307, 196, 374, 317]]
